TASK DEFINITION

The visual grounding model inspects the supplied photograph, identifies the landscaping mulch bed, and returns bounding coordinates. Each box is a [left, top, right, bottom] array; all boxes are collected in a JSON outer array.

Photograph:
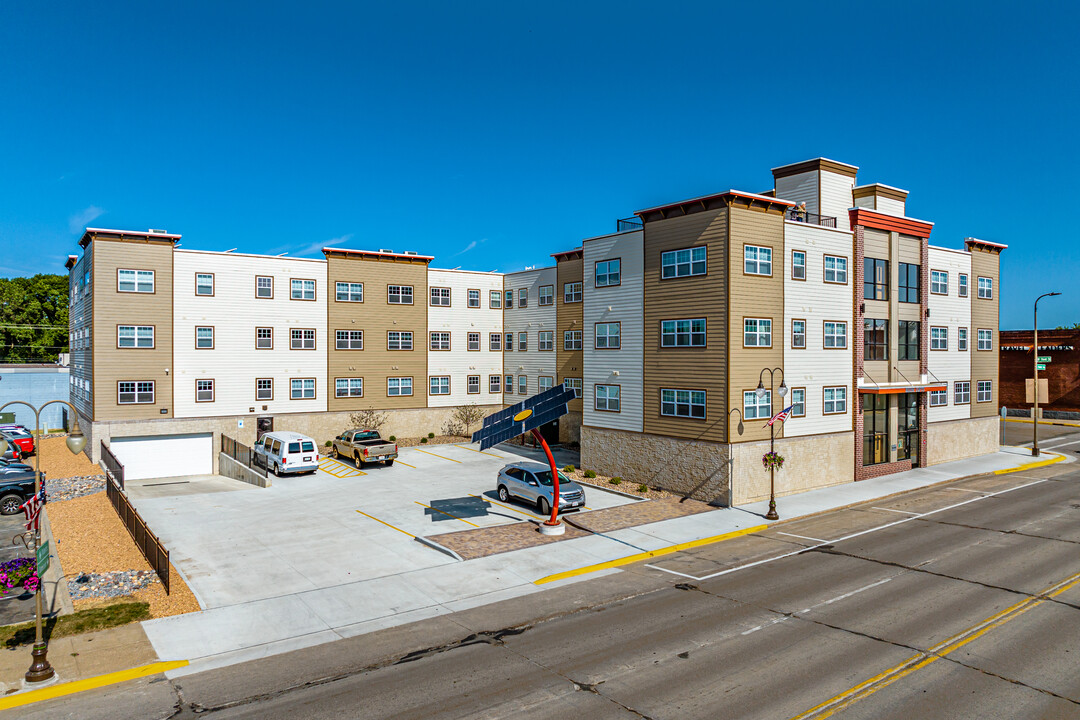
[[565, 496, 716, 535], [35, 436, 101, 479], [430, 521, 591, 561], [563, 468, 673, 500], [395, 435, 472, 448]]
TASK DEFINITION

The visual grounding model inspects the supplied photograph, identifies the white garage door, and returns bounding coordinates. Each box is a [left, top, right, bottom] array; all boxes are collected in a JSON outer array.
[[110, 433, 213, 481]]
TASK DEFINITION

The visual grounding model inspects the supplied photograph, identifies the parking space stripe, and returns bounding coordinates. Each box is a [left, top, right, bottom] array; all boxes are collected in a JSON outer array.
[[414, 501, 479, 527], [393, 459, 416, 468], [457, 445, 505, 458], [355, 509, 415, 538], [470, 493, 544, 519], [412, 448, 463, 464], [318, 458, 366, 477]]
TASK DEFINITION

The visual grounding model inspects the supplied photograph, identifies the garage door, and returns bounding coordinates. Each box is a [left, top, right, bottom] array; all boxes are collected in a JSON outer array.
[[110, 433, 213, 481]]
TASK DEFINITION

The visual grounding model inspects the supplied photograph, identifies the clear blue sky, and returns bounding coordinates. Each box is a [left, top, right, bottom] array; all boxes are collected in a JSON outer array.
[[1, 1, 1076, 329]]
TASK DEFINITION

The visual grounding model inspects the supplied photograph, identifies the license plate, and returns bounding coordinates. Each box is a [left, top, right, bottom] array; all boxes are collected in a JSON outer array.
[[303, 456, 312, 461]]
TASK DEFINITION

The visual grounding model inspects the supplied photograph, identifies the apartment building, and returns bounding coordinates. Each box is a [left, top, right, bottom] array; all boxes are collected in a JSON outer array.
[[501, 266, 559, 439]]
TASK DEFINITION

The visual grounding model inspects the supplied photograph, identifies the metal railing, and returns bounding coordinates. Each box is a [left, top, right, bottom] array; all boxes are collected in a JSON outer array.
[[106, 477, 170, 593], [616, 217, 643, 232], [100, 440, 125, 490], [785, 209, 837, 228], [222, 435, 267, 477]]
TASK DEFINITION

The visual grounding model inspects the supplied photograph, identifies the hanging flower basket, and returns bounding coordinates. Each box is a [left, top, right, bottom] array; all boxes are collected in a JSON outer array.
[[762, 451, 785, 472]]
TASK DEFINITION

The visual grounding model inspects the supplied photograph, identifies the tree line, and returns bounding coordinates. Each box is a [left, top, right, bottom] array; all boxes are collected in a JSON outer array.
[[0, 274, 69, 363]]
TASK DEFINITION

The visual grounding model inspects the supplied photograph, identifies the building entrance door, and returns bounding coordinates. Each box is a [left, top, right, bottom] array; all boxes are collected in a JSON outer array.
[[256, 416, 273, 441], [896, 393, 919, 466]]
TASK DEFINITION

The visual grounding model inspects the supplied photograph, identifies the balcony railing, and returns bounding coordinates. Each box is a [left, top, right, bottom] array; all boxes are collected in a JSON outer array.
[[616, 217, 643, 232], [785, 209, 837, 228]]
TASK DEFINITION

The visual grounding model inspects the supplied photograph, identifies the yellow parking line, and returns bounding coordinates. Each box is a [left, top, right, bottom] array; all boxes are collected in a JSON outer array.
[[414, 501, 479, 527], [0, 660, 189, 711], [458, 445, 504, 458], [319, 458, 366, 477], [470, 493, 544, 519], [356, 509, 415, 538], [412, 448, 462, 464], [393, 459, 416, 468]]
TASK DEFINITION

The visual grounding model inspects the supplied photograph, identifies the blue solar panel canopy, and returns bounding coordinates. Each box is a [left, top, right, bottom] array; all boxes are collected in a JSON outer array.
[[471, 384, 577, 450]]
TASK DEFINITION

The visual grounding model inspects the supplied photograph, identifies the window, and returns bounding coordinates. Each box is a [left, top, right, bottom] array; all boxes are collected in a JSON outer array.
[[467, 289, 480, 308], [565, 378, 582, 398], [744, 390, 771, 420], [954, 381, 971, 404], [864, 319, 888, 360], [336, 378, 363, 398], [661, 319, 706, 347], [978, 329, 993, 351], [430, 332, 451, 351], [336, 282, 362, 302], [518, 332, 528, 351], [505, 375, 513, 393], [744, 318, 772, 347], [429, 376, 450, 395], [538, 376, 553, 393], [977, 380, 993, 402], [790, 388, 806, 417], [824, 255, 848, 284], [291, 279, 315, 300], [196, 273, 214, 296], [538, 331, 554, 351], [564, 331, 582, 350], [863, 394, 888, 466], [388, 285, 413, 304], [823, 386, 847, 414], [489, 375, 502, 393], [539, 285, 554, 306], [468, 332, 480, 351], [744, 245, 772, 275], [898, 321, 920, 361], [792, 319, 806, 349], [388, 331, 413, 350], [564, 282, 582, 303], [291, 329, 316, 350], [864, 258, 888, 301], [897, 393, 919, 462], [505, 290, 513, 307], [290, 378, 316, 399], [661, 389, 706, 418], [824, 321, 847, 349], [899, 263, 920, 303], [930, 389, 947, 407], [256, 327, 273, 349], [959, 328, 968, 351], [196, 379, 215, 402], [430, 287, 451, 306], [662, 246, 707, 279], [118, 269, 155, 293], [118, 325, 154, 348], [196, 326, 214, 349], [388, 377, 413, 396], [791, 251, 806, 280], [518, 375, 527, 395], [518, 288, 528, 307], [467, 375, 481, 394], [505, 332, 514, 351], [118, 381, 154, 404], [595, 323, 621, 349], [256, 276, 274, 299], [930, 271, 949, 295], [490, 290, 502, 309], [336, 330, 363, 350], [596, 259, 621, 287], [930, 327, 948, 351], [490, 333, 501, 351], [978, 277, 993, 299], [595, 385, 620, 412], [256, 378, 273, 401], [959, 274, 969, 298]]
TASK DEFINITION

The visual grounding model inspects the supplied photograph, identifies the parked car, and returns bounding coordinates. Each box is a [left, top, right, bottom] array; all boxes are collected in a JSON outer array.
[[252, 431, 320, 475], [1, 443, 22, 463], [0, 428, 34, 457], [0, 473, 41, 515], [332, 430, 398, 468], [0, 459, 33, 472], [496, 462, 586, 515]]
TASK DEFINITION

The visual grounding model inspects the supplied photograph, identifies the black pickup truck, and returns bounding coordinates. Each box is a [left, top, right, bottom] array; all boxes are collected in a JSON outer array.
[[0, 467, 40, 515]]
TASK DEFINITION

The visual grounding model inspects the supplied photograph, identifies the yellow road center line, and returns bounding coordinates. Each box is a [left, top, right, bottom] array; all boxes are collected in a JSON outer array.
[[457, 445, 504, 458], [411, 448, 463, 463], [0, 660, 190, 711], [535, 525, 768, 585], [470, 493, 543, 519], [414, 501, 479, 527], [355, 509, 415, 538]]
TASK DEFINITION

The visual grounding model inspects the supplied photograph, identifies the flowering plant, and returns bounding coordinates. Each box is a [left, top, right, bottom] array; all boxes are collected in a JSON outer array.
[[0, 558, 37, 595], [761, 451, 785, 472]]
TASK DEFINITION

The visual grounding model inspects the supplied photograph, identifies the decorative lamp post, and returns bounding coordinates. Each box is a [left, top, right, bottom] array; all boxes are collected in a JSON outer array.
[[1032, 292, 1061, 457], [0, 400, 86, 684], [755, 367, 787, 521]]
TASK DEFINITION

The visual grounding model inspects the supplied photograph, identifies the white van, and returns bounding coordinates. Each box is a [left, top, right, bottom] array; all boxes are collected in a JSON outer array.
[[253, 431, 320, 475]]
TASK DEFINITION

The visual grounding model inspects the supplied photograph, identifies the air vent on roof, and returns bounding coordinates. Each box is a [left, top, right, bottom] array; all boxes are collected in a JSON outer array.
[[403, 251, 418, 255], [148, 228, 168, 234], [379, 248, 394, 253]]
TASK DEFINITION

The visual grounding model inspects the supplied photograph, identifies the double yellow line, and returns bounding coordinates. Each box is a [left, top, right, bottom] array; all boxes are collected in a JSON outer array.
[[791, 568, 1080, 719]]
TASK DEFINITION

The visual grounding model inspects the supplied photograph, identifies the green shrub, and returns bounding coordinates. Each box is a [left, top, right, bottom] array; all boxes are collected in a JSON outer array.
[[637, 483, 649, 493], [324, 440, 332, 447], [420, 437, 428, 444], [583, 469, 597, 479], [563, 464, 576, 473], [609, 477, 623, 485], [428, 432, 435, 439], [388, 435, 396, 442]]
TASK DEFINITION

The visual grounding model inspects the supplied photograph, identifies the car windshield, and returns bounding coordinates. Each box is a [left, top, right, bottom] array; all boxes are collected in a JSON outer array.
[[532, 471, 570, 487]]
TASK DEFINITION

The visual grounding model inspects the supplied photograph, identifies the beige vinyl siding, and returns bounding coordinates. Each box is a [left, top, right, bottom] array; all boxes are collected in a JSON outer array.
[[969, 249, 1000, 417], [775, 172, 819, 214], [819, 170, 855, 231], [556, 256, 583, 412], [898, 235, 922, 265], [91, 238, 174, 420], [863, 228, 890, 260], [876, 196, 906, 216], [643, 209, 728, 442]]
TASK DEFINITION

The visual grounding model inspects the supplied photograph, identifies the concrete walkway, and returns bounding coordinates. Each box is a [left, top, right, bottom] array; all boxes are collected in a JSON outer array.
[[142, 446, 1072, 679]]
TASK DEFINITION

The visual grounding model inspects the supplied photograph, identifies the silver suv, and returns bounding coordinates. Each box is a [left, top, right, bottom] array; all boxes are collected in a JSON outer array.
[[496, 462, 586, 515]]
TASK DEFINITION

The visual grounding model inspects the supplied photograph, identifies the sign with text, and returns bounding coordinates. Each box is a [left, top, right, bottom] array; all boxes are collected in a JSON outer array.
[[1025, 378, 1049, 404], [1037, 363, 1047, 371], [1037, 356, 1051, 363], [36, 540, 49, 576]]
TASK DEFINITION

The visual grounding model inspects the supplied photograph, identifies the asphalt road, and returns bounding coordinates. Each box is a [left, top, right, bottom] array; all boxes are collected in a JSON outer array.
[[20, 460, 1080, 720]]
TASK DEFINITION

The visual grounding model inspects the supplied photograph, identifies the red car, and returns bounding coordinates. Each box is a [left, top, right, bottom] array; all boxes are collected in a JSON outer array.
[[0, 428, 33, 457]]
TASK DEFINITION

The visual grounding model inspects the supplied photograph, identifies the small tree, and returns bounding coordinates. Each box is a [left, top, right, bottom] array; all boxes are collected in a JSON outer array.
[[350, 407, 390, 433], [445, 404, 485, 437]]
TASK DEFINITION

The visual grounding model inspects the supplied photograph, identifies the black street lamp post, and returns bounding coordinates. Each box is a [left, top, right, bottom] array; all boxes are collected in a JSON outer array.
[[755, 367, 787, 521]]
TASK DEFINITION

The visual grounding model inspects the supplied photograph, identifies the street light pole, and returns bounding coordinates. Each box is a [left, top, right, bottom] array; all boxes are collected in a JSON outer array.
[[1032, 292, 1061, 457], [755, 367, 787, 521], [0, 400, 86, 684]]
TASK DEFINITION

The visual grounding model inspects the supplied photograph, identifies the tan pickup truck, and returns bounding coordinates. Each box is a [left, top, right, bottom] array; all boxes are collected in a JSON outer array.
[[332, 430, 398, 468]]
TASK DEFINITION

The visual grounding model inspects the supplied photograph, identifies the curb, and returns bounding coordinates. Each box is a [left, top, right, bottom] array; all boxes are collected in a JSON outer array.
[[0, 660, 188, 712], [1004, 418, 1080, 428], [414, 535, 464, 561]]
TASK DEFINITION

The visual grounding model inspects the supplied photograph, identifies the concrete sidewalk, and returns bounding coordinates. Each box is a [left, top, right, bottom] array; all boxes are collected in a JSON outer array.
[[134, 445, 1070, 680]]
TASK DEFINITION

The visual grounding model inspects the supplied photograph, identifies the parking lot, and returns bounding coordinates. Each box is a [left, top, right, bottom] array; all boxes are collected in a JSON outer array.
[[125, 442, 637, 611]]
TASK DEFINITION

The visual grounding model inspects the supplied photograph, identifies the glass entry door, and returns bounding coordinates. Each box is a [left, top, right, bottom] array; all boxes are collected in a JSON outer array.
[[896, 393, 919, 465], [862, 394, 889, 466]]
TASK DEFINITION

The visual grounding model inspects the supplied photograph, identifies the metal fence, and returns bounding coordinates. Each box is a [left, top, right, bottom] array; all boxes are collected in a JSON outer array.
[[105, 477, 170, 594], [222, 435, 267, 477], [100, 440, 125, 490], [784, 209, 838, 228]]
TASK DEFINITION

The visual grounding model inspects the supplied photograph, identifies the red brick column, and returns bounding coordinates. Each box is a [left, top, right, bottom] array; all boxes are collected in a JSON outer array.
[[919, 238, 930, 466], [853, 224, 865, 475]]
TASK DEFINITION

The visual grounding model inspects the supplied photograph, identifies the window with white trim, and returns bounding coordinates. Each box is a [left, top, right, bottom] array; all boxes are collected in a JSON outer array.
[[196, 379, 215, 402], [564, 331, 582, 350], [429, 376, 450, 395], [505, 375, 513, 393], [290, 328, 316, 350], [564, 282, 582, 303], [388, 331, 413, 350], [118, 269, 155, 293], [823, 386, 847, 414], [336, 378, 363, 398], [824, 255, 848, 283], [256, 276, 274, 298], [661, 319, 706, 347], [505, 332, 513, 351], [978, 277, 993, 299], [467, 375, 481, 394], [977, 380, 992, 402], [954, 381, 971, 404], [489, 375, 501, 393], [661, 389, 706, 418], [958, 328, 968, 351], [661, 246, 706, 279], [467, 289, 480, 308], [930, 327, 948, 350], [490, 333, 501, 351], [256, 378, 273, 401], [290, 378, 315, 399], [118, 325, 154, 348], [595, 384, 620, 411], [538, 376, 553, 393], [596, 259, 621, 287], [959, 274, 969, 297], [430, 287, 451, 306], [505, 290, 513, 307], [518, 375, 527, 395], [196, 326, 214, 349], [929, 389, 947, 407], [744, 318, 772, 347], [791, 251, 805, 280], [118, 381, 154, 404], [196, 273, 214, 295], [336, 282, 362, 302], [518, 332, 527, 351], [489, 290, 502, 308], [824, 321, 847, 349], [931, 270, 949, 295], [336, 330, 363, 350], [790, 388, 806, 417], [565, 378, 582, 397], [291, 279, 315, 300], [387, 377, 413, 396], [595, 323, 620, 349], [539, 285, 554, 306], [388, 285, 413, 304], [743, 390, 770, 420], [744, 245, 772, 275], [518, 288, 528, 307], [468, 332, 480, 351], [792, 320, 806, 349], [538, 331, 554, 351], [978, 329, 993, 351], [256, 327, 273, 349], [430, 332, 450, 351]]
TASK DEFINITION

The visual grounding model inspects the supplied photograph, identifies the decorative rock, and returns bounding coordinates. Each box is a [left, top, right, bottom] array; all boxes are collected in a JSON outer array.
[[66, 570, 160, 600], [45, 474, 106, 502]]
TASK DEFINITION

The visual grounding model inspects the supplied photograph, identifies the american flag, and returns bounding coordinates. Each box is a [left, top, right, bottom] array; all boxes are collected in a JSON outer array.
[[20, 489, 45, 532], [764, 405, 796, 427]]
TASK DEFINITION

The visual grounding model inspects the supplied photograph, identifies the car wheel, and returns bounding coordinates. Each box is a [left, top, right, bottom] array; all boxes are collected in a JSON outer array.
[[537, 497, 550, 516], [0, 494, 22, 515], [498, 485, 509, 502], [354, 453, 365, 469], [333, 447, 340, 459], [384, 459, 394, 467]]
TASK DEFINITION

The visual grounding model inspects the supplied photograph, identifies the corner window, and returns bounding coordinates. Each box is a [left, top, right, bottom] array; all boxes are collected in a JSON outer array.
[[823, 255, 848, 284], [290, 378, 316, 399], [505, 375, 513, 393], [467, 289, 481, 308], [791, 251, 806, 280], [429, 376, 450, 395], [823, 386, 847, 414], [538, 376, 553, 393], [930, 327, 948, 350], [595, 323, 621, 349], [595, 384, 620, 412], [505, 290, 513, 307], [257, 276, 274, 299], [505, 332, 514, 351], [978, 277, 993, 299], [336, 330, 363, 350], [196, 273, 214, 296], [899, 263, 920, 303], [336, 282, 362, 302], [661, 246, 706, 279], [388, 377, 413, 396], [196, 379, 215, 402], [744, 246, 772, 276], [430, 287, 451, 306], [595, 259, 621, 287], [743, 390, 770, 420], [118, 269, 155, 293], [930, 270, 949, 295], [564, 378, 582, 398], [661, 389, 706, 419], [291, 279, 316, 300], [564, 282, 582, 303], [743, 318, 772, 348], [196, 326, 214, 349], [824, 321, 847, 349], [792, 319, 806, 349], [388, 285, 413, 304], [490, 290, 502, 309], [661, 319, 706, 347], [336, 378, 363, 398], [538, 285, 554, 306]]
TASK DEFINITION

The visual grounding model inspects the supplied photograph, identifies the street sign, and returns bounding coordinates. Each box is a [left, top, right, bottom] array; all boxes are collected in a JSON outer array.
[[1036, 363, 1046, 371], [1037, 356, 1051, 363], [36, 540, 49, 576]]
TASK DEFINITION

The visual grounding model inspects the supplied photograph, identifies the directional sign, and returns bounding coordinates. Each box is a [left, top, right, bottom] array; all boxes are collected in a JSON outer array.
[[36, 540, 49, 576], [1037, 363, 1047, 371], [472, 385, 577, 451], [1037, 356, 1051, 363]]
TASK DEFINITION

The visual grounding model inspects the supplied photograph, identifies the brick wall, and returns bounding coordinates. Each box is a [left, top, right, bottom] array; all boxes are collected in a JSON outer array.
[[853, 224, 866, 473], [919, 239, 929, 465], [999, 330, 1080, 412]]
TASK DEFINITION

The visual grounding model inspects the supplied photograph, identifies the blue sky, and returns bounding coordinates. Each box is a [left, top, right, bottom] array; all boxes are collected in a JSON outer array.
[[1, 1, 1076, 329]]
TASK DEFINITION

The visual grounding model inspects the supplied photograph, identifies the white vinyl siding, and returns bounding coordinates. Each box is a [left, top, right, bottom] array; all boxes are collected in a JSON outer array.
[[927, 247, 972, 422], [427, 269, 504, 406]]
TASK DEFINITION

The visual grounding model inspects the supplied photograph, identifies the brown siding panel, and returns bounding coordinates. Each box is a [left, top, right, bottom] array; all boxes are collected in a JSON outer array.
[[970, 249, 1000, 417], [556, 257, 584, 412]]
